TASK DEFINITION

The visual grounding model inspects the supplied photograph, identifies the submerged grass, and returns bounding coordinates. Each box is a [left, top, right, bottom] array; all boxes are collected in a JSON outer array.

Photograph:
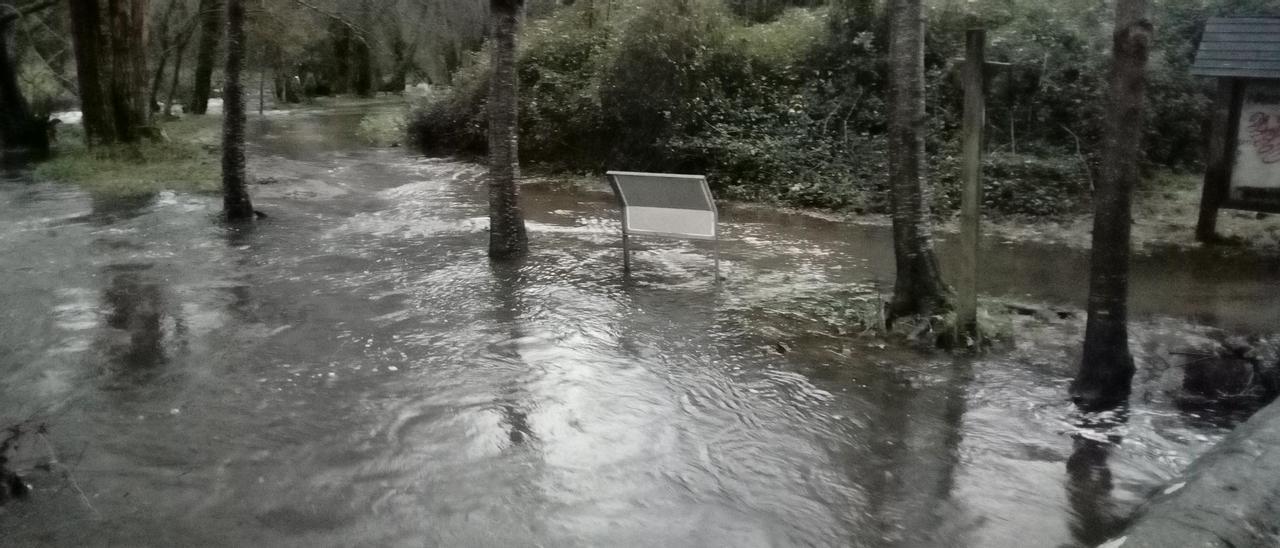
[[35, 116, 223, 197]]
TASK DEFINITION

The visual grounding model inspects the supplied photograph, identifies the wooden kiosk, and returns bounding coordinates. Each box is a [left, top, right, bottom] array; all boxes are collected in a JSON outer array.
[[1191, 17, 1280, 242]]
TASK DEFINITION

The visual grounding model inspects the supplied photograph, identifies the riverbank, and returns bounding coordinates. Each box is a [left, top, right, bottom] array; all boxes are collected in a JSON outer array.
[[975, 172, 1280, 254], [519, 168, 1280, 257], [33, 115, 223, 196]]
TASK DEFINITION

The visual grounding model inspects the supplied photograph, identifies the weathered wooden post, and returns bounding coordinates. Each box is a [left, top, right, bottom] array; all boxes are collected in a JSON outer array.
[[957, 28, 986, 344], [1195, 79, 1236, 242]]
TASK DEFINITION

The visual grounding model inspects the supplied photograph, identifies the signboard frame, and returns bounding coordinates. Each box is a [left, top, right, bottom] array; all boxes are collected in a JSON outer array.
[[605, 170, 720, 278], [1222, 78, 1280, 214]]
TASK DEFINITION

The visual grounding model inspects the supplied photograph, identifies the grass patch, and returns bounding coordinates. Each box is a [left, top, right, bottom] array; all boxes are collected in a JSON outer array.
[[35, 116, 223, 197]]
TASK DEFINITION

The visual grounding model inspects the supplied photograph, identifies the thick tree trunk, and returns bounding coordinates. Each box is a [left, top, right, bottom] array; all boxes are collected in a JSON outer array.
[[487, 0, 528, 259], [220, 0, 253, 221], [885, 0, 949, 322], [0, 8, 46, 152], [1073, 0, 1151, 409], [105, 0, 147, 142], [189, 0, 222, 115], [106, 0, 132, 140], [67, 0, 115, 144]]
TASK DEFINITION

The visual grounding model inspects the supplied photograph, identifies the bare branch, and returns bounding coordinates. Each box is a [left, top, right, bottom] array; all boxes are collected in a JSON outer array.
[[289, 0, 369, 44], [1, 0, 58, 24]]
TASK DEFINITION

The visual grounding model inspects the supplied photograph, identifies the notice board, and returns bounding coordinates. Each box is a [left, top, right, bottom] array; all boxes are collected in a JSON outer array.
[[1230, 81, 1280, 211]]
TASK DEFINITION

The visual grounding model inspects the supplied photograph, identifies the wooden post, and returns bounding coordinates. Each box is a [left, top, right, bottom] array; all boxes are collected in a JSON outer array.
[[1196, 79, 1237, 243], [957, 28, 986, 343]]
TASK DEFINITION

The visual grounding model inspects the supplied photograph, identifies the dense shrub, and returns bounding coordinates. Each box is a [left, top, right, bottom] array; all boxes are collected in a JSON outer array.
[[411, 55, 490, 154], [934, 152, 1090, 217], [409, 0, 1276, 214]]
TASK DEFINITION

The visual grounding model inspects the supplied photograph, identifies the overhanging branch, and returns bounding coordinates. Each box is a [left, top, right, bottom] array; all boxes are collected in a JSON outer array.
[[0, 0, 58, 25], [288, 0, 369, 45]]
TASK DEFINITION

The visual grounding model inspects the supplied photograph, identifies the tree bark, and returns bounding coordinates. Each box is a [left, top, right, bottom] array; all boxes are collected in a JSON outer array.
[[0, 2, 45, 152], [487, 0, 528, 259], [164, 28, 190, 117], [129, 0, 148, 127], [67, 0, 115, 144], [189, 0, 222, 115], [885, 0, 949, 322], [147, 0, 179, 114], [104, 0, 147, 141], [352, 37, 372, 97], [1073, 0, 1151, 409], [106, 0, 132, 139], [149, 51, 169, 114], [221, 0, 253, 221]]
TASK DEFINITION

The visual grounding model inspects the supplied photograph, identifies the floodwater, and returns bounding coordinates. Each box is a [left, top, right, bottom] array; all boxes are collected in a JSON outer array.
[[1, 102, 1276, 547]]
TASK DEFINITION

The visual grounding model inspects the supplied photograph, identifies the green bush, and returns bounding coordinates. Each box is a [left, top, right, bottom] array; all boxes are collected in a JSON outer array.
[[409, 0, 1272, 214], [409, 52, 490, 154], [934, 152, 1089, 217]]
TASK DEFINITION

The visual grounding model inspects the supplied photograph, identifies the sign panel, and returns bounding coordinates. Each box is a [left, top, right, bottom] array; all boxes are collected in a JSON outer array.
[[1230, 80, 1280, 210], [607, 172, 717, 240]]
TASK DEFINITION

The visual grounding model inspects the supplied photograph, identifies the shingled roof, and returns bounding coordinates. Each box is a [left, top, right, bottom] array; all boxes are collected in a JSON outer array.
[[1191, 17, 1280, 79]]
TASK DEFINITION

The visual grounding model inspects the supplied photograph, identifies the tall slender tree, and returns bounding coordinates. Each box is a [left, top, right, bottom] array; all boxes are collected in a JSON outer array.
[[487, 0, 528, 259], [147, 0, 181, 113], [164, 24, 192, 117], [885, 0, 949, 322], [1072, 0, 1152, 409], [221, 0, 253, 221], [189, 0, 222, 115]]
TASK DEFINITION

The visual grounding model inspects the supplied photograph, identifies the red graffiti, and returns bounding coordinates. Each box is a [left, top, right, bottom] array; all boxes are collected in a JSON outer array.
[[1248, 111, 1280, 164]]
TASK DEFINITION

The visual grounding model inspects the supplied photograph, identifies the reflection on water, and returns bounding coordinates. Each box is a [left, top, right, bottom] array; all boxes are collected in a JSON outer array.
[[99, 264, 169, 374], [0, 104, 1272, 546], [1065, 411, 1131, 547]]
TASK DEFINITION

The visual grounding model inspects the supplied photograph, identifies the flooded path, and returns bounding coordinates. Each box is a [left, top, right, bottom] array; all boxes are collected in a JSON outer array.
[[1, 102, 1276, 546]]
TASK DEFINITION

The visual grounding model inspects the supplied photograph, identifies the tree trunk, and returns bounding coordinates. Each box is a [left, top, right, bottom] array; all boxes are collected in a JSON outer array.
[[105, 0, 147, 141], [106, 0, 132, 140], [147, 0, 179, 114], [1073, 0, 1151, 409], [129, 0, 148, 127], [885, 0, 949, 322], [487, 0, 528, 259], [0, 6, 46, 152], [149, 52, 169, 115], [189, 0, 222, 115], [329, 21, 351, 95], [67, 0, 115, 144], [165, 29, 190, 117], [221, 0, 253, 221], [352, 38, 373, 97]]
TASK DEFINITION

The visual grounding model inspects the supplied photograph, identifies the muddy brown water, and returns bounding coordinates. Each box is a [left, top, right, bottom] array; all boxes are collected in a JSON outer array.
[[1, 102, 1277, 547]]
